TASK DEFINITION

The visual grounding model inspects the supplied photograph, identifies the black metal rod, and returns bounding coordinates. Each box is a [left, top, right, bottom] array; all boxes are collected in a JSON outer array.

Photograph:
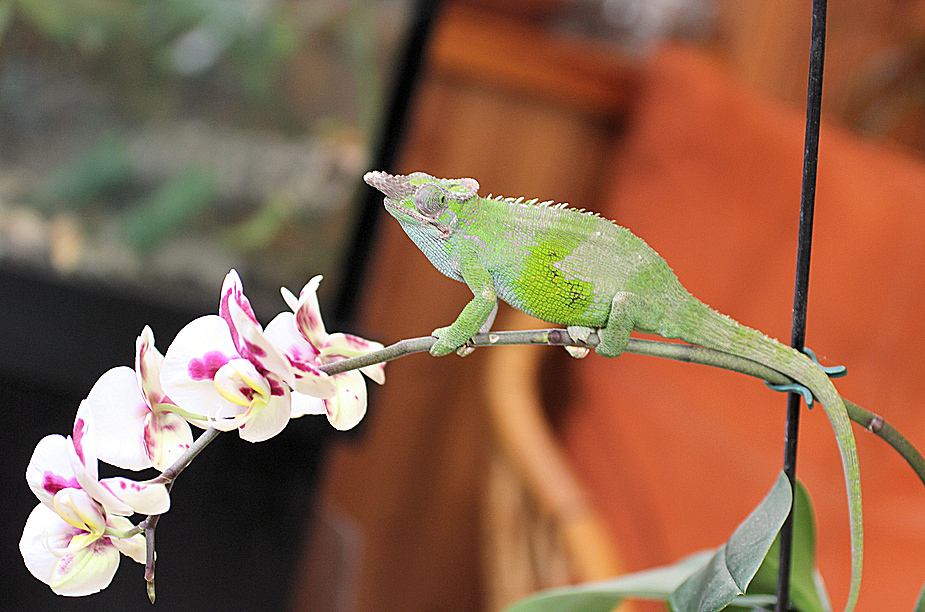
[[776, 0, 827, 610]]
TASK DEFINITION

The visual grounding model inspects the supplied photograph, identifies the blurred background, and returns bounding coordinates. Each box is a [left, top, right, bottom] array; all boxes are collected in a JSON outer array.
[[4, 0, 925, 611]]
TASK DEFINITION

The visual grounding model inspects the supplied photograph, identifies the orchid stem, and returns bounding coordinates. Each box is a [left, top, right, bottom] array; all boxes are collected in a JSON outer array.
[[321, 330, 925, 486]]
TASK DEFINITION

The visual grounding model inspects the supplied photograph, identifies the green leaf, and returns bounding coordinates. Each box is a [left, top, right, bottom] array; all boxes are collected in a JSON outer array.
[[748, 480, 831, 612], [502, 551, 714, 612], [914, 577, 925, 612], [502, 473, 793, 612], [669, 471, 792, 612]]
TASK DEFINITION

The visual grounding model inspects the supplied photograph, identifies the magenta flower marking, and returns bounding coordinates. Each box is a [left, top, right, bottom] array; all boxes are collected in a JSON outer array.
[[188, 351, 231, 381], [242, 338, 266, 358], [72, 417, 87, 465], [269, 378, 286, 397], [41, 472, 81, 496]]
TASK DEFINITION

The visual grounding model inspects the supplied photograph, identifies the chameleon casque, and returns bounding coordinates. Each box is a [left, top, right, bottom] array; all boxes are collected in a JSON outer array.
[[364, 170, 862, 611]]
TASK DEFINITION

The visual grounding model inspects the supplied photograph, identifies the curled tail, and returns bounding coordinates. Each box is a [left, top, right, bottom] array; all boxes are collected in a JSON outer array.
[[672, 300, 862, 612]]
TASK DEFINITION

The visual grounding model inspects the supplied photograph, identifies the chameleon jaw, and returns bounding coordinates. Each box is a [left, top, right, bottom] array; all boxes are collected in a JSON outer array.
[[383, 198, 452, 239]]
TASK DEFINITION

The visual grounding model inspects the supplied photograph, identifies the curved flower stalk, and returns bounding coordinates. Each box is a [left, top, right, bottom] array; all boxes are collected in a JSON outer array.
[[81, 327, 193, 472], [265, 275, 385, 430], [21, 268, 390, 599], [21, 414, 169, 596]]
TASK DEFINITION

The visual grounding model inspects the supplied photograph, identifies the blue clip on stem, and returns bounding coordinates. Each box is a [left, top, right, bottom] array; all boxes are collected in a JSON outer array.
[[764, 347, 846, 408]]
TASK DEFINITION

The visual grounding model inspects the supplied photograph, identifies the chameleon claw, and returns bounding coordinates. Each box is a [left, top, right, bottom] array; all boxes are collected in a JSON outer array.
[[764, 346, 846, 407], [565, 346, 590, 359]]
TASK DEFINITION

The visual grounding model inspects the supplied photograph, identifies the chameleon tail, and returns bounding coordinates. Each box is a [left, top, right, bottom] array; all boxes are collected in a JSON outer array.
[[675, 302, 862, 612]]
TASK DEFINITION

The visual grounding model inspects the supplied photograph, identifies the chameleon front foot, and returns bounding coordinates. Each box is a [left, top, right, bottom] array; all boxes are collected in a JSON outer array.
[[429, 326, 475, 357]]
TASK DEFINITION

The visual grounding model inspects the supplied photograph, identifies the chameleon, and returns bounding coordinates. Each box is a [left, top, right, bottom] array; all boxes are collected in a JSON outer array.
[[364, 169, 862, 611]]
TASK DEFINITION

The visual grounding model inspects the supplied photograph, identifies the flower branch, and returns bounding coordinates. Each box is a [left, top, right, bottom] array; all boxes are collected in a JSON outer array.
[[321, 328, 925, 487]]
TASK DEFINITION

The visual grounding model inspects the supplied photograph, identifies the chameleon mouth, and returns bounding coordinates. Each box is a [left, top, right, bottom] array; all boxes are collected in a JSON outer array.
[[383, 197, 451, 238]]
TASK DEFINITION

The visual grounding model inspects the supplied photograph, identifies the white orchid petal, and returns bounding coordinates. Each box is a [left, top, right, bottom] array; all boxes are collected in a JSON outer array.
[[323, 332, 387, 385], [20, 503, 121, 597], [237, 385, 291, 443], [290, 391, 327, 418], [26, 435, 81, 508], [49, 539, 121, 596], [161, 315, 245, 422], [324, 371, 367, 431], [280, 286, 299, 312], [213, 359, 269, 406], [81, 366, 152, 471], [360, 363, 386, 385], [107, 515, 146, 563], [323, 332, 384, 358], [111, 533, 147, 565], [144, 411, 193, 472], [98, 478, 170, 516], [21, 503, 67, 585], [75, 472, 133, 517], [53, 489, 106, 534]]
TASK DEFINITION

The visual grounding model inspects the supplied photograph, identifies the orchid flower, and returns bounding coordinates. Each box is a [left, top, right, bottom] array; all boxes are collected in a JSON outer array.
[[264, 275, 385, 430], [80, 326, 193, 472], [160, 270, 336, 442], [20, 414, 169, 596]]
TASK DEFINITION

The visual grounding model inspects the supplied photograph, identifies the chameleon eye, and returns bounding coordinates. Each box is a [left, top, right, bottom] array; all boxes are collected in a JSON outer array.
[[413, 184, 447, 217]]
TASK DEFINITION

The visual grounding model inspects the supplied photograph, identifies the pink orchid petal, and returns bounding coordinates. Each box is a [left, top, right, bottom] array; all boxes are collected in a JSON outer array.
[[264, 313, 335, 398], [71, 406, 97, 481], [293, 275, 328, 347], [290, 391, 326, 418], [26, 435, 80, 509], [227, 298, 295, 386], [220, 269, 259, 325], [324, 370, 367, 431], [144, 410, 193, 472], [81, 367, 151, 471], [135, 326, 166, 407]]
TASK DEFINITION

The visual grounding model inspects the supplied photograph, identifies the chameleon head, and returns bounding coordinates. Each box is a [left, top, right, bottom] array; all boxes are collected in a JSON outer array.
[[364, 170, 479, 233]]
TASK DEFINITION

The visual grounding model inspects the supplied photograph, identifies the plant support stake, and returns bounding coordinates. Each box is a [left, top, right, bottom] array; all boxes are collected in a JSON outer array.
[[777, 1, 827, 610]]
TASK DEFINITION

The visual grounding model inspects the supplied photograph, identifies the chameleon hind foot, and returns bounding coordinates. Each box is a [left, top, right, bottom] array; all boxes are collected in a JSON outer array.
[[595, 292, 640, 358], [764, 346, 848, 408]]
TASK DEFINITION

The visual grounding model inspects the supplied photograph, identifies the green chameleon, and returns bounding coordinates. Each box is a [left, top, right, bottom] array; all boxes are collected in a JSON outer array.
[[365, 169, 862, 611]]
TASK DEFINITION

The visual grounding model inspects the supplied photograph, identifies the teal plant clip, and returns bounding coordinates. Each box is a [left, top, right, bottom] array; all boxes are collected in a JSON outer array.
[[764, 347, 847, 408]]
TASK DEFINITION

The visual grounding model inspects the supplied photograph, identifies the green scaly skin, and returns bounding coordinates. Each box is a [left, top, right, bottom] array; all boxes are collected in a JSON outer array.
[[365, 170, 862, 611]]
